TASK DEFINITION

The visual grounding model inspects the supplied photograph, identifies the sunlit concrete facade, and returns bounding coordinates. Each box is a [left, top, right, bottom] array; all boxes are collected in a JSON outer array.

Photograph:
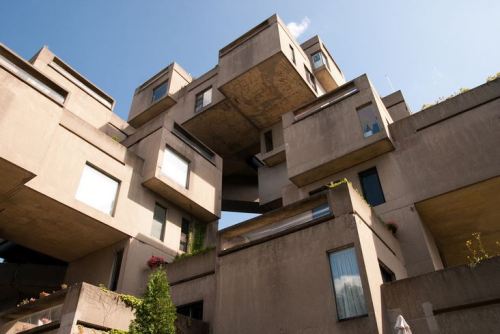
[[1, 13, 500, 334]]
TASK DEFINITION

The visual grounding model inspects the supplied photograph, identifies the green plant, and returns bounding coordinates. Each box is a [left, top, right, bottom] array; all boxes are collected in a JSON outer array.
[[108, 329, 128, 334], [120, 294, 142, 310], [174, 246, 215, 262], [129, 268, 176, 334], [421, 87, 470, 110], [191, 223, 207, 253], [465, 232, 500, 267]]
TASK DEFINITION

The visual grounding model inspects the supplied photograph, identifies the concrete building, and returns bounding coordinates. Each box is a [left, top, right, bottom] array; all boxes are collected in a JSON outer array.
[[1, 13, 499, 334]]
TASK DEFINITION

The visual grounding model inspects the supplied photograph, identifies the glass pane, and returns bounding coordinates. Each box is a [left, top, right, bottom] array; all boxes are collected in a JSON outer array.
[[161, 148, 189, 188], [151, 204, 167, 240], [312, 203, 331, 219], [152, 82, 167, 103], [203, 88, 212, 107], [0, 54, 66, 104], [359, 168, 385, 206], [75, 165, 119, 215], [329, 247, 367, 320], [312, 52, 324, 69], [357, 104, 382, 138], [195, 92, 204, 112]]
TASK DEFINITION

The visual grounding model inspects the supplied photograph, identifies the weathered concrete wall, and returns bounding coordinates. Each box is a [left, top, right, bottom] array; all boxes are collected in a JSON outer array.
[[382, 256, 500, 334], [215, 213, 379, 334]]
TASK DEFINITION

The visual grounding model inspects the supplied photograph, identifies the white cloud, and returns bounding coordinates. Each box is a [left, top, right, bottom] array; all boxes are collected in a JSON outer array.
[[286, 17, 311, 39]]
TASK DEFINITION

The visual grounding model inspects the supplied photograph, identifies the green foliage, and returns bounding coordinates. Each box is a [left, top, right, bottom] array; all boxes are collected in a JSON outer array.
[[326, 178, 348, 189], [174, 246, 215, 262], [191, 223, 207, 253], [486, 72, 500, 82], [421, 87, 470, 110], [129, 268, 176, 334], [120, 294, 142, 310], [465, 232, 500, 267], [108, 329, 128, 334]]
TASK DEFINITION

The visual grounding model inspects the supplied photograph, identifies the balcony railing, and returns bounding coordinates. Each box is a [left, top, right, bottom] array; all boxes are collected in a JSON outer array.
[[220, 195, 333, 252]]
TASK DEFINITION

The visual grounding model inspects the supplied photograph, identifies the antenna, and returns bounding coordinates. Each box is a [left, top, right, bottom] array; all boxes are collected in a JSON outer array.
[[385, 74, 395, 91]]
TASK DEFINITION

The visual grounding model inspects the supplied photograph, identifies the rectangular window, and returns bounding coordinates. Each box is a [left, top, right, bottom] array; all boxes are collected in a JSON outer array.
[[75, 164, 119, 215], [0, 53, 66, 104], [289, 44, 296, 64], [109, 249, 124, 291], [312, 203, 331, 219], [172, 123, 215, 162], [359, 167, 385, 206], [152, 81, 168, 103], [304, 65, 317, 92], [180, 218, 190, 252], [312, 51, 325, 69], [177, 301, 203, 320], [264, 130, 273, 152], [151, 204, 167, 241], [161, 147, 189, 188], [329, 247, 368, 320], [357, 103, 382, 138], [194, 87, 212, 112]]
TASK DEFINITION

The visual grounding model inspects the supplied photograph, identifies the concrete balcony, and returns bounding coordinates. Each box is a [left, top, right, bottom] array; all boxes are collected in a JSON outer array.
[[0, 283, 209, 334], [301, 35, 346, 92], [216, 14, 319, 130], [382, 256, 500, 333], [140, 120, 222, 222], [128, 63, 192, 128], [283, 75, 394, 186], [215, 181, 406, 333]]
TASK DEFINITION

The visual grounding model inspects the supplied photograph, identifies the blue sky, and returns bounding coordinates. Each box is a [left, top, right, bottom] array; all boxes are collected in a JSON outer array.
[[1, 1, 499, 228]]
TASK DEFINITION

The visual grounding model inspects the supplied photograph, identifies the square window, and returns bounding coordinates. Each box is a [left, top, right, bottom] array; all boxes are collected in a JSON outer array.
[[359, 167, 385, 206], [357, 103, 382, 138], [329, 247, 368, 320], [161, 147, 189, 188], [195, 87, 212, 112], [75, 164, 119, 215], [151, 204, 167, 241], [152, 81, 168, 103]]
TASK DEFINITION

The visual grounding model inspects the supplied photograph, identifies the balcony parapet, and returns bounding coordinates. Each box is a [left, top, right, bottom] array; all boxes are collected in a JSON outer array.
[[284, 74, 394, 186]]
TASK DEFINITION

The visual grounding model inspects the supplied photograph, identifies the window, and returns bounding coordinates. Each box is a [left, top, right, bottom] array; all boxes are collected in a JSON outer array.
[[151, 204, 167, 241], [0, 53, 66, 104], [359, 167, 385, 206], [379, 262, 396, 283], [264, 130, 273, 152], [289, 44, 296, 64], [180, 218, 190, 252], [312, 51, 325, 69], [75, 164, 119, 215], [304, 65, 317, 92], [152, 81, 168, 103], [172, 123, 215, 162], [329, 247, 368, 320], [161, 147, 189, 188], [177, 301, 203, 320], [357, 103, 382, 138], [194, 87, 212, 112], [312, 203, 331, 219], [109, 249, 124, 291]]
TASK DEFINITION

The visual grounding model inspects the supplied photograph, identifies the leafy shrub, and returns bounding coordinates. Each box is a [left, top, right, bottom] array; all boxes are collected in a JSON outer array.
[[129, 268, 176, 334]]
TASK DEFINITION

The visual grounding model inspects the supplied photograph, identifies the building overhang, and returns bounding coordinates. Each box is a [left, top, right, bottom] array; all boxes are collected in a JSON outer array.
[[416, 176, 500, 267], [0, 186, 129, 262]]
